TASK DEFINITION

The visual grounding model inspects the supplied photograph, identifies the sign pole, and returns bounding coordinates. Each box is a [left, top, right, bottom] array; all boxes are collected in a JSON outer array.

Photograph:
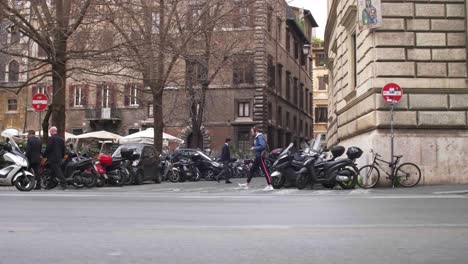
[[390, 104, 394, 165], [39, 111, 42, 139]]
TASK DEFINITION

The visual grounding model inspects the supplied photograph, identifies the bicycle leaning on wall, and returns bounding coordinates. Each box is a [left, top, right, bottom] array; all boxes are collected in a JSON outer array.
[[357, 149, 421, 189]]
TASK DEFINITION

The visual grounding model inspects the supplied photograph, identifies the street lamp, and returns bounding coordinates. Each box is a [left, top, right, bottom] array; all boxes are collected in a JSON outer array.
[[303, 44, 311, 56]]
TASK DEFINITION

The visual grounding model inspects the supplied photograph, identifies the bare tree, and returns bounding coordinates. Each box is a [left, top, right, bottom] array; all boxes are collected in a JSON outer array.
[[0, 0, 95, 140], [184, 0, 253, 149]]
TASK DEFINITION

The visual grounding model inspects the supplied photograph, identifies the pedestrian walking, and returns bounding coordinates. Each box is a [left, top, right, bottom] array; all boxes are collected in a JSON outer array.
[[238, 127, 273, 191], [44, 127, 67, 190], [25, 130, 42, 190], [216, 138, 233, 184]]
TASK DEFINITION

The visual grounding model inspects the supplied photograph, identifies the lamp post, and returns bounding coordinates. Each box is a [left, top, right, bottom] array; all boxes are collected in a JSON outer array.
[[303, 44, 311, 56]]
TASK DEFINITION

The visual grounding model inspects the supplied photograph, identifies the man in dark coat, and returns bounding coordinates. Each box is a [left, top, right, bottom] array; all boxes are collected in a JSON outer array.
[[44, 126, 67, 190], [216, 138, 232, 184], [26, 130, 42, 190]]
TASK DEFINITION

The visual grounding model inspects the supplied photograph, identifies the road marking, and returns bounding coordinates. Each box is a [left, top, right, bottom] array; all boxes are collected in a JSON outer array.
[[433, 190, 468, 195]]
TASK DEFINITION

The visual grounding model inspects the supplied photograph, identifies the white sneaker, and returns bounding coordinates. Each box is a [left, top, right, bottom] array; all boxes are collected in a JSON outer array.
[[263, 185, 274, 191], [238, 183, 249, 190]]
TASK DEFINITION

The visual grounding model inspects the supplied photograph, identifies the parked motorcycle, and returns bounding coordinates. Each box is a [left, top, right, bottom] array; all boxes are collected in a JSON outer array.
[[270, 143, 313, 189], [94, 154, 127, 187], [296, 146, 362, 190], [171, 158, 201, 182], [40, 149, 97, 189], [0, 137, 36, 191], [160, 155, 179, 182]]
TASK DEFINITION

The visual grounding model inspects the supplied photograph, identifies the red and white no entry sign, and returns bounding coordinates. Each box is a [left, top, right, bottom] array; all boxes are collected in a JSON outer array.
[[382, 83, 403, 105], [32, 93, 48, 111]]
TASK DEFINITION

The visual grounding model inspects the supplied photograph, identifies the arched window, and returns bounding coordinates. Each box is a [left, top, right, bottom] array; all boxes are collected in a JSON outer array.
[[8, 60, 19, 82]]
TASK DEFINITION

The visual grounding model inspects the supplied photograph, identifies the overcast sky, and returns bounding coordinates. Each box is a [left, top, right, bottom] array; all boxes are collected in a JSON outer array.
[[289, 0, 328, 39]]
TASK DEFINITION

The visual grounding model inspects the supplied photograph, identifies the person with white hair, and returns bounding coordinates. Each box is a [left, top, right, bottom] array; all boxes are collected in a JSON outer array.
[[44, 126, 67, 190]]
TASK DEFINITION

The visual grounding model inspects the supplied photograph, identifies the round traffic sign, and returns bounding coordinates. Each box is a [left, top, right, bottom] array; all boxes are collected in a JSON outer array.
[[32, 93, 48, 111], [382, 83, 403, 105]]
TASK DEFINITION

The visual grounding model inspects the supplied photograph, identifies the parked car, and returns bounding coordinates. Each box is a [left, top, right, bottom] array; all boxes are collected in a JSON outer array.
[[112, 144, 162, 184], [172, 149, 223, 181]]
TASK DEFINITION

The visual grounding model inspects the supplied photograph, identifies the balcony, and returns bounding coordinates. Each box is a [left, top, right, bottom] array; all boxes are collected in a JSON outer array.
[[85, 108, 121, 120]]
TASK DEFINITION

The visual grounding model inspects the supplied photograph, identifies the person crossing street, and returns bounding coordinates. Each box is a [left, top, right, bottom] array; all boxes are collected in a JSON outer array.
[[216, 138, 233, 184], [238, 127, 273, 191]]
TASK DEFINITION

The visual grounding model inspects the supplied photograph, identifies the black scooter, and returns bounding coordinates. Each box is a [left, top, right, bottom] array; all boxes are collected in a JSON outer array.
[[271, 143, 313, 189], [296, 146, 363, 190]]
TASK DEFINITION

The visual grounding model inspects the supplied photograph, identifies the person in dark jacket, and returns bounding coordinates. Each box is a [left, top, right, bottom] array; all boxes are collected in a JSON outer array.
[[26, 130, 42, 190], [44, 126, 67, 190], [238, 126, 273, 191], [216, 138, 232, 184]]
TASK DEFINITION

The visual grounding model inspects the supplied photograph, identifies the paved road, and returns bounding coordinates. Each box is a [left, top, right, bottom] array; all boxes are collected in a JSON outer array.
[[1, 180, 468, 264]]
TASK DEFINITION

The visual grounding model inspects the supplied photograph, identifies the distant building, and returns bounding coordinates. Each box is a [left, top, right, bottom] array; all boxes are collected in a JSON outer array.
[[325, 0, 468, 184], [311, 41, 329, 140]]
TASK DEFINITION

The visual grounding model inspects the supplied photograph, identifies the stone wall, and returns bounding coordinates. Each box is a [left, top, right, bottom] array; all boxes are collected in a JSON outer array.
[[326, 0, 468, 184]]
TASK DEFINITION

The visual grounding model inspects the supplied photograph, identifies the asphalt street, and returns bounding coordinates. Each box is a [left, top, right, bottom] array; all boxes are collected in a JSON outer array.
[[1, 180, 468, 264]]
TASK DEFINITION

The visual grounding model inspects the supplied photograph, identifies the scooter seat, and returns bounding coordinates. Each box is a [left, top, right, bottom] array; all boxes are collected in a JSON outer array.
[[323, 159, 350, 170]]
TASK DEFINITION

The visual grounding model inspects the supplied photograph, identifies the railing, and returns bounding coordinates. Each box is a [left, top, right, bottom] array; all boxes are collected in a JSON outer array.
[[85, 108, 121, 120]]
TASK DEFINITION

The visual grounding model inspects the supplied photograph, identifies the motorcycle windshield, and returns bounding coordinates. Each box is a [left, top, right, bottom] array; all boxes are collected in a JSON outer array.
[[278, 143, 294, 157], [7, 136, 25, 158]]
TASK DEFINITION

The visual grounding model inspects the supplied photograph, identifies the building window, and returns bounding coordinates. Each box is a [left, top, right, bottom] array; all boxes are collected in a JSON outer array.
[[268, 102, 272, 120], [267, 55, 275, 89], [293, 78, 298, 105], [238, 102, 250, 117], [305, 89, 309, 112], [130, 86, 139, 106], [186, 57, 208, 87], [315, 106, 328, 123], [286, 28, 290, 53], [233, 55, 255, 85], [309, 58, 313, 76], [300, 83, 304, 109], [277, 64, 283, 96], [285, 71, 291, 100], [277, 18, 282, 41], [293, 116, 297, 131], [128, 129, 140, 135], [237, 129, 251, 157], [7, 99, 17, 111], [318, 76, 326, 90], [72, 129, 84, 135], [294, 38, 299, 60], [277, 106, 282, 126], [351, 32, 357, 89], [74, 85, 83, 107], [286, 111, 290, 128], [102, 86, 110, 108], [316, 53, 327, 67], [148, 104, 154, 118], [267, 6, 273, 33], [8, 60, 19, 82], [309, 92, 313, 114], [233, 0, 253, 28]]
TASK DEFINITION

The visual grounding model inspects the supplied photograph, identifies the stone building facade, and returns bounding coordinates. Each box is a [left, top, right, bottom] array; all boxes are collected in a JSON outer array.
[[312, 42, 329, 140], [325, 0, 468, 184], [21, 0, 318, 157]]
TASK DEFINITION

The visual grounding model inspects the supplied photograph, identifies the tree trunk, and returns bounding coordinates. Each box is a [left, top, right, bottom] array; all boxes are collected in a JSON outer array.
[[42, 105, 53, 143], [51, 63, 67, 139], [152, 91, 163, 154]]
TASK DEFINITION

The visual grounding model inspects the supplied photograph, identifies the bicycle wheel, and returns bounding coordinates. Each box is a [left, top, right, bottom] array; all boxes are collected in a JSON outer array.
[[396, 163, 421, 187], [357, 165, 380, 189]]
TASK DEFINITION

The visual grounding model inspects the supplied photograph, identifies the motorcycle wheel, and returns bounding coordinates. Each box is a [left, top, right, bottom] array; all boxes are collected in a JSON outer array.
[[168, 170, 180, 183], [84, 172, 97, 188], [204, 169, 215, 181], [337, 167, 358, 190], [73, 174, 85, 189], [134, 171, 144, 185], [296, 173, 309, 190], [96, 176, 106, 187], [14, 174, 36, 192], [40, 170, 58, 190], [111, 170, 126, 187], [271, 174, 285, 189], [125, 169, 134, 185]]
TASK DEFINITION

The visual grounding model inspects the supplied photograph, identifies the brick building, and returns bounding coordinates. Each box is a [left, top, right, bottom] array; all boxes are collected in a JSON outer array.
[[325, 0, 468, 184], [19, 0, 318, 157]]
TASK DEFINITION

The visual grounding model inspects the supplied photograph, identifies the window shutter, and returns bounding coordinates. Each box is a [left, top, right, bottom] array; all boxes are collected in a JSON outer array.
[[110, 82, 116, 108], [96, 84, 102, 108], [69, 85, 74, 108], [82, 85, 89, 106], [124, 83, 130, 106]]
